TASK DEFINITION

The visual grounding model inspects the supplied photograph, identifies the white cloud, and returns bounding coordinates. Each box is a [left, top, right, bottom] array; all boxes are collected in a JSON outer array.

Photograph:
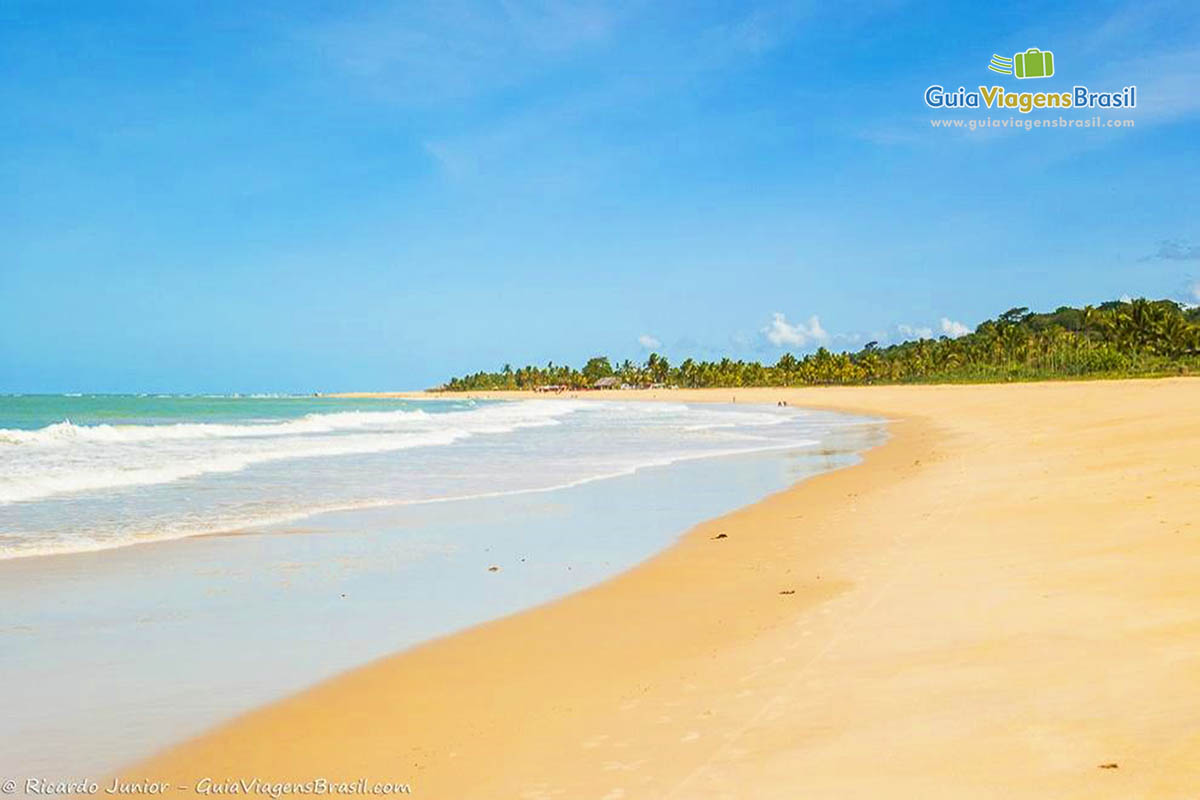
[[1191, 281, 1200, 302], [1145, 239, 1200, 261], [764, 313, 829, 348], [940, 317, 971, 338], [637, 334, 661, 350], [896, 323, 933, 340], [809, 316, 828, 341]]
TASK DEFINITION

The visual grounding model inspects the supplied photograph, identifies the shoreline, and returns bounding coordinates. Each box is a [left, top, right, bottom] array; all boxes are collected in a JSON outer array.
[[0, 400, 869, 564], [2, 404, 879, 777], [123, 379, 1200, 797]]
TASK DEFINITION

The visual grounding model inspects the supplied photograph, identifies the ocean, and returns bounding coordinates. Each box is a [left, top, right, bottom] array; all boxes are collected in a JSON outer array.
[[2, 394, 871, 559], [0, 394, 884, 775]]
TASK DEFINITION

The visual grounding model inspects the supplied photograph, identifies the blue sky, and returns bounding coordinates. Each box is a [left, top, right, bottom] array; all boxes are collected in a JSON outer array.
[[3, 0, 1199, 392]]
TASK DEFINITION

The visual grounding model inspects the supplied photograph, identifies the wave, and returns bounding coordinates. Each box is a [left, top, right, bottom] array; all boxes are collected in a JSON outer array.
[[0, 409, 433, 445], [0, 401, 586, 504], [0, 401, 581, 447], [0, 435, 821, 560], [0, 429, 468, 505]]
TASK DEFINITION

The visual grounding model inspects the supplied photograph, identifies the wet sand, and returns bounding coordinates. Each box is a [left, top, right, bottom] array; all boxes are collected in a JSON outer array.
[[125, 379, 1200, 798]]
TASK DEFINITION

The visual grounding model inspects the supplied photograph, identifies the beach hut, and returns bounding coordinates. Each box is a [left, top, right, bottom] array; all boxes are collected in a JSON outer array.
[[593, 377, 620, 390]]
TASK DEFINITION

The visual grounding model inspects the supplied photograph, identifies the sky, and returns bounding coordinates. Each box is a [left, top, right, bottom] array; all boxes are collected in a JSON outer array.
[[2, 0, 1199, 392]]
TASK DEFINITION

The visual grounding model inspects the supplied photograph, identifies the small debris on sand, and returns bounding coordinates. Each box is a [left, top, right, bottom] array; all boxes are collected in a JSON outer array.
[[487, 565, 500, 573], [779, 589, 795, 595], [1098, 763, 1119, 769], [713, 533, 728, 540]]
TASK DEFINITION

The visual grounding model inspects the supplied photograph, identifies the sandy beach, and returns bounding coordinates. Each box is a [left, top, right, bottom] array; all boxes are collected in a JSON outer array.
[[123, 379, 1200, 799]]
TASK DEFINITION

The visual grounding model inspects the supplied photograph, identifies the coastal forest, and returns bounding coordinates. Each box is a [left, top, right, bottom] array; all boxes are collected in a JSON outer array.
[[442, 299, 1200, 390]]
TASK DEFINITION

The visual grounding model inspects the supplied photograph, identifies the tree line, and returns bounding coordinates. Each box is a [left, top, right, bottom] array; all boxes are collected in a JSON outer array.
[[441, 298, 1200, 391]]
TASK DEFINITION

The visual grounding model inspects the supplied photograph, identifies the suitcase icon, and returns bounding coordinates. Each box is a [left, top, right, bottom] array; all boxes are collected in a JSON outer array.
[[1014, 48, 1054, 79]]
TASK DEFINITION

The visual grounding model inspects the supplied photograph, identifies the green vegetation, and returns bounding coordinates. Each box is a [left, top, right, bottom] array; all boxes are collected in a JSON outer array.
[[442, 299, 1200, 391]]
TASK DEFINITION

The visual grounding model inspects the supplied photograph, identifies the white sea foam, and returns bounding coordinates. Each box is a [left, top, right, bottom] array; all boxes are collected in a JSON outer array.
[[0, 436, 824, 560], [0, 401, 584, 504], [0, 407, 483, 446], [0, 398, 879, 560]]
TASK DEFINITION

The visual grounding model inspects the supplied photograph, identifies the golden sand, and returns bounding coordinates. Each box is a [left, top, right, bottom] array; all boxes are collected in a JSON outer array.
[[125, 379, 1200, 798]]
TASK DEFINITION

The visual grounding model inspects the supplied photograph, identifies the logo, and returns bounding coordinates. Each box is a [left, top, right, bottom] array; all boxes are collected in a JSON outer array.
[[923, 46, 1136, 115], [989, 48, 1055, 79]]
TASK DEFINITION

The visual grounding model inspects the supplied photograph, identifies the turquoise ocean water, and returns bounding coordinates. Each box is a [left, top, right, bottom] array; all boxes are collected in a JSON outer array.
[[1, 394, 871, 559], [0, 393, 884, 776]]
